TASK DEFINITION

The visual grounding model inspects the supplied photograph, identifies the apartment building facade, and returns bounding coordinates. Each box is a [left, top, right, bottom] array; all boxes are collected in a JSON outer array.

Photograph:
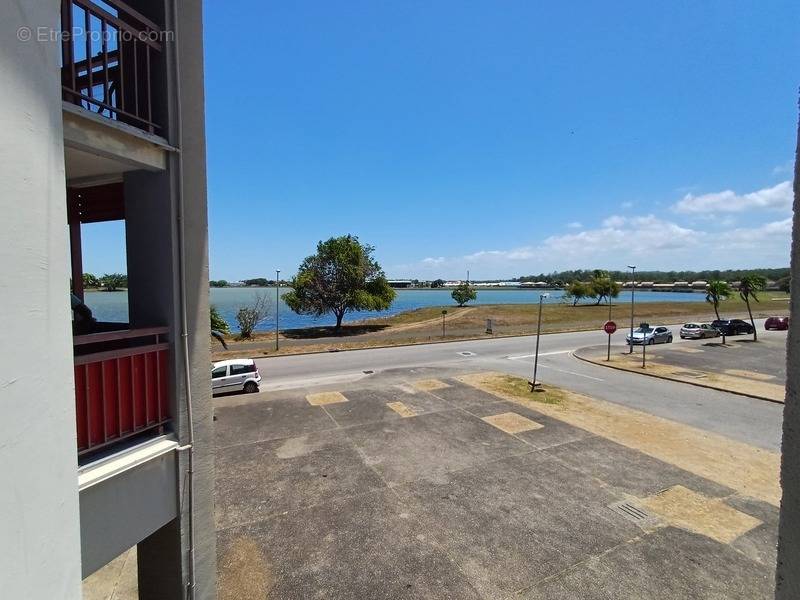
[[1, 1, 215, 598]]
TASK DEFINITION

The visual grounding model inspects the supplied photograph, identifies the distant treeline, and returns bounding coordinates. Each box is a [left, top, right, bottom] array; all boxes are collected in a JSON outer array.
[[517, 268, 790, 285], [210, 278, 285, 288]]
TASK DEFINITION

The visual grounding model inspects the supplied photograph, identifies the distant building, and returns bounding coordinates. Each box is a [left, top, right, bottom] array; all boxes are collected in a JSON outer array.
[[691, 280, 708, 289], [388, 279, 413, 288]]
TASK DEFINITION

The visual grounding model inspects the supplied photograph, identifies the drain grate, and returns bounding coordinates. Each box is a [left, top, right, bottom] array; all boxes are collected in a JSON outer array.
[[459, 351, 476, 357], [608, 501, 658, 527]]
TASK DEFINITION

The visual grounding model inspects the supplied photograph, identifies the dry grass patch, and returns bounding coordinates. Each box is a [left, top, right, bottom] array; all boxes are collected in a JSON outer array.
[[642, 485, 762, 544], [458, 372, 564, 405], [306, 391, 348, 406], [482, 412, 543, 434]]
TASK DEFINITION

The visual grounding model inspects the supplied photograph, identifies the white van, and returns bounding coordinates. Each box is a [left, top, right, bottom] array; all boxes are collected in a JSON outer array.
[[211, 359, 262, 394]]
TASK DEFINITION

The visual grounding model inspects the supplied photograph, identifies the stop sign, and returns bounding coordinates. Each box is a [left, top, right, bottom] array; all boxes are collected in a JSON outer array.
[[603, 320, 617, 335]]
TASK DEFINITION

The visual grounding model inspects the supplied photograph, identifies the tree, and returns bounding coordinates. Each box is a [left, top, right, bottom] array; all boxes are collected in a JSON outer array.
[[235, 292, 271, 339], [777, 275, 791, 294], [100, 273, 127, 291], [705, 280, 732, 321], [209, 280, 229, 288], [283, 235, 396, 332], [242, 278, 269, 287], [82, 273, 100, 288], [739, 275, 766, 341], [451, 282, 477, 307], [590, 271, 620, 305], [431, 279, 445, 288], [565, 281, 589, 306], [210, 305, 230, 348]]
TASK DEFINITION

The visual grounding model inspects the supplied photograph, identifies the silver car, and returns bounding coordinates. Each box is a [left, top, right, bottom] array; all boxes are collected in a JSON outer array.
[[680, 323, 720, 339], [626, 325, 673, 345], [212, 359, 262, 394]]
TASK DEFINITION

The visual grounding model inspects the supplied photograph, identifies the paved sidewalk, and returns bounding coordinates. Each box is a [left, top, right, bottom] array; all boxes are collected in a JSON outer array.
[[213, 368, 779, 599]]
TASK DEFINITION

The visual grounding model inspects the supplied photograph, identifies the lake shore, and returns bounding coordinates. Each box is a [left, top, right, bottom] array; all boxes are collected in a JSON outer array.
[[211, 294, 787, 360]]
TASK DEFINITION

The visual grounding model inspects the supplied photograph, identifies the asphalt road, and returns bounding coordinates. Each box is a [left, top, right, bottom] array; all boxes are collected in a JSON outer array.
[[255, 318, 785, 451]]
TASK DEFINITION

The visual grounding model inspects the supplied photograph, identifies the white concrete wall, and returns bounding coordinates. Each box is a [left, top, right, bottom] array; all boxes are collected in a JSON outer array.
[[0, 1, 83, 598], [776, 113, 800, 599]]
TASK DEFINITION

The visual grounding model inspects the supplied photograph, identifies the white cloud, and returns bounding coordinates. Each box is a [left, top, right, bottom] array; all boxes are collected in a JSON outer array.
[[773, 161, 794, 175], [672, 181, 792, 214], [566, 221, 583, 229], [388, 213, 792, 279], [620, 201, 634, 209]]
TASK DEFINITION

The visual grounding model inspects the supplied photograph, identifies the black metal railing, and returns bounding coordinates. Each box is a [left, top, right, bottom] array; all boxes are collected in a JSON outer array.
[[61, 0, 164, 133]]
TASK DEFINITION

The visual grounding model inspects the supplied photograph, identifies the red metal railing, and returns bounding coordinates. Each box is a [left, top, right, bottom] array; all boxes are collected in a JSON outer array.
[[74, 327, 170, 456], [60, 0, 163, 133]]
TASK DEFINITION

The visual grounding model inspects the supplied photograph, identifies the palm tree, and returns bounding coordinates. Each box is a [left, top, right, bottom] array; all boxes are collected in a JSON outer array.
[[705, 280, 732, 321], [210, 305, 230, 349], [738, 275, 766, 341]]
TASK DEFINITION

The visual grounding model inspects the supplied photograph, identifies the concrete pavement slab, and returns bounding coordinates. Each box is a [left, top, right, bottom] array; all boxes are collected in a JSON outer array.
[[461, 399, 598, 450], [519, 526, 775, 600], [424, 378, 506, 408], [394, 452, 642, 599], [341, 409, 531, 487], [545, 436, 734, 499], [210, 370, 777, 599], [215, 428, 386, 530], [215, 396, 337, 448], [216, 488, 484, 600], [724, 495, 780, 567], [322, 387, 450, 428]]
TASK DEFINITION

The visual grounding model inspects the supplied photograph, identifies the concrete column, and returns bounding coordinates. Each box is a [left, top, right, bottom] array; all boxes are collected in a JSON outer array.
[[776, 111, 800, 598], [129, 0, 216, 598], [0, 1, 83, 598]]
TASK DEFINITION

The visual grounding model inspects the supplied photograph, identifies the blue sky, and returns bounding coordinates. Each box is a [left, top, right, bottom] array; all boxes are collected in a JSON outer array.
[[83, 0, 799, 280]]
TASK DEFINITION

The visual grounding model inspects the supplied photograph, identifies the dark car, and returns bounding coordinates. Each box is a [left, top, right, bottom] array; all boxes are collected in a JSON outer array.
[[711, 319, 755, 336], [765, 316, 789, 331]]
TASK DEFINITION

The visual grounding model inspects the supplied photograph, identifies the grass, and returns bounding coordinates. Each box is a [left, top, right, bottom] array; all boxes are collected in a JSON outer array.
[[458, 373, 566, 405]]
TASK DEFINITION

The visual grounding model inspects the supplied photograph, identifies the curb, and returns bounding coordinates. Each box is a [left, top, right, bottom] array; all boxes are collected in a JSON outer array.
[[572, 348, 785, 405]]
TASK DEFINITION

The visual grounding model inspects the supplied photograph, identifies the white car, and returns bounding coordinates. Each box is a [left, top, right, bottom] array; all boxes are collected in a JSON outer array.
[[680, 323, 720, 339], [211, 359, 261, 394]]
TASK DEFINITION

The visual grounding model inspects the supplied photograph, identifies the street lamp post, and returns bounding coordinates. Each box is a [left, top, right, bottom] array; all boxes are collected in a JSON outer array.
[[531, 293, 549, 391], [275, 269, 280, 351], [628, 265, 636, 354]]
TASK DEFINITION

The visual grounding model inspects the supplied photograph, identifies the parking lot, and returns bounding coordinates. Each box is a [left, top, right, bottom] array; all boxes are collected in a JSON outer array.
[[650, 331, 787, 385], [213, 368, 778, 599]]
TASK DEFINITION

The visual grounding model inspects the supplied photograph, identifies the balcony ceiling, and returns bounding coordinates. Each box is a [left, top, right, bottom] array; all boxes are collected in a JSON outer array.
[[62, 103, 174, 187]]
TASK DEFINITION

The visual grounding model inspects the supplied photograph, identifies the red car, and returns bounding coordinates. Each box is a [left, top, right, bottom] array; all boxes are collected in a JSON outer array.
[[765, 316, 789, 331]]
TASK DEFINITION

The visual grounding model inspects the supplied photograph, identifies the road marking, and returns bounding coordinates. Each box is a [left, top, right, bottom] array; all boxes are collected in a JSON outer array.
[[537, 364, 605, 381], [507, 350, 572, 360]]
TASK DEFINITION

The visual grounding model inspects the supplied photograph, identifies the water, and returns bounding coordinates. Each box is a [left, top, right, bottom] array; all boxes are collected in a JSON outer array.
[[83, 287, 707, 333]]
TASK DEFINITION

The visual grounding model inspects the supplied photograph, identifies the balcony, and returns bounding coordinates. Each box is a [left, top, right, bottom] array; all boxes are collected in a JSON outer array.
[[74, 327, 171, 459], [60, 0, 173, 188], [61, 0, 164, 134]]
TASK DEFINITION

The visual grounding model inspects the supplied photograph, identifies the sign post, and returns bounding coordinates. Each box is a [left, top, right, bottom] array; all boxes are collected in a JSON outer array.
[[640, 322, 649, 368], [603, 320, 617, 361], [441, 310, 447, 338]]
